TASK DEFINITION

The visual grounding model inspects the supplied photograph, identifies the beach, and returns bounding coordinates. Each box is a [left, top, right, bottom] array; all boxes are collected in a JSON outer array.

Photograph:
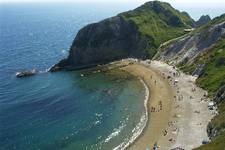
[[110, 59, 214, 150]]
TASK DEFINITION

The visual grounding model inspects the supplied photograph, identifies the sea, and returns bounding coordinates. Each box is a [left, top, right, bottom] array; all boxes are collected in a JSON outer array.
[[0, 2, 224, 150], [0, 3, 148, 150]]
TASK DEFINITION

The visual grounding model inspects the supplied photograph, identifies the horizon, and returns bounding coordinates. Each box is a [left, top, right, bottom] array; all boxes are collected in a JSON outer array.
[[0, 0, 224, 20], [1, 0, 225, 7]]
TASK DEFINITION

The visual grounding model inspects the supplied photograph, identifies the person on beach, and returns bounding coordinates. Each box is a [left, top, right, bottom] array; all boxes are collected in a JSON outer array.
[[159, 101, 162, 110], [153, 142, 158, 150], [163, 129, 168, 136], [151, 107, 156, 112]]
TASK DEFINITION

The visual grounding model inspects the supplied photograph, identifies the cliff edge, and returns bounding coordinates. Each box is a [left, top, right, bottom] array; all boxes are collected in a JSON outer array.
[[50, 1, 194, 71]]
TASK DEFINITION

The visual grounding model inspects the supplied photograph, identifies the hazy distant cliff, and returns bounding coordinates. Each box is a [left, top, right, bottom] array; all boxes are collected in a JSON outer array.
[[50, 1, 195, 71], [195, 15, 211, 27]]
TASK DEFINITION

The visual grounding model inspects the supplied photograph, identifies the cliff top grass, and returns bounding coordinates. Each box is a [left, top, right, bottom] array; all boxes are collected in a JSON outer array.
[[120, 1, 194, 48]]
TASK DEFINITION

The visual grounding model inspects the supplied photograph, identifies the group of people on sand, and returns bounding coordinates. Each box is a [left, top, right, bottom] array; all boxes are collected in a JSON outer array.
[[174, 94, 184, 101], [150, 75, 157, 85], [147, 63, 181, 148], [150, 101, 163, 112], [161, 120, 180, 144]]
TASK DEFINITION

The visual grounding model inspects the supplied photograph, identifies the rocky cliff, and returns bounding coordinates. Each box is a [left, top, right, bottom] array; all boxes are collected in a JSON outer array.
[[50, 1, 195, 71], [156, 15, 225, 66], [52, 16, 149, 71]]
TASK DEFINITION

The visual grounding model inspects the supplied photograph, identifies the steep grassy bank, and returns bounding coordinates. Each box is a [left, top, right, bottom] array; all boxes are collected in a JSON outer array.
[[120, 1, 194, 57], [195, 132, 225, 150], [181, 39, 225, 96]]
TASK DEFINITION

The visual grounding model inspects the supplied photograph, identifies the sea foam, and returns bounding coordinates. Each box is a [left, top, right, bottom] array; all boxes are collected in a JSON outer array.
[[113, 79, 150, 150]]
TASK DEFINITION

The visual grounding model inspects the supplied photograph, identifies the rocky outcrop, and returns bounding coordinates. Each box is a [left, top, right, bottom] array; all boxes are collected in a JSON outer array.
[[50, 16, 149, 71], [157, 20, 225, 65], [213, 85, 225, 104], [207, 86, 225, 139], [207, 122, 218, 139], [51, 1, 195, 71], [16, 69, 38, 78], [195, 15, 211, 27], [192, 64, 205, 77]]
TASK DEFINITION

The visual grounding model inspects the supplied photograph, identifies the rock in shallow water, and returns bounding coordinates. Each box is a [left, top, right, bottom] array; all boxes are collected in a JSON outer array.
[[16, 69, 38, 78]]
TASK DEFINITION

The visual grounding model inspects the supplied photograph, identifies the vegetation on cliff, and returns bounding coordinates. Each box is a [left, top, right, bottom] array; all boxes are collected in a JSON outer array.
[[120, 1, 194, 57], [181, 39, 225, 96], [195, 15, 211, 27]]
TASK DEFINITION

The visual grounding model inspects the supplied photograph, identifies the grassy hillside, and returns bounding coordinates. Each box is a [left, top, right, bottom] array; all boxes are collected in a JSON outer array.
[[181, 39, 225, 96], [195, 132, 225, 150], [120, 1, 194, 57]]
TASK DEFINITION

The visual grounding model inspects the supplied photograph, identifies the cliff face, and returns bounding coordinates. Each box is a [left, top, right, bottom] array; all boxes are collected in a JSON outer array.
[[60, 16, 149, 69], [157, 19, 225, 66], [51, 1, 194, 71]]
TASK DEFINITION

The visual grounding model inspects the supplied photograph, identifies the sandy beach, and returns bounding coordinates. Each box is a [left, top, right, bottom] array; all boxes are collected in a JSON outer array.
[[110, 59, 214, 150]]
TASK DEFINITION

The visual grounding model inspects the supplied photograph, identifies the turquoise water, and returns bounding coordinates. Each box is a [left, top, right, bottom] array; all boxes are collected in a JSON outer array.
[[0, 3, 147, 150]]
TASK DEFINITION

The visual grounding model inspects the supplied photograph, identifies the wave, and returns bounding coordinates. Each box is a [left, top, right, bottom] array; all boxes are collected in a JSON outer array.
[[104, 122, 126, 143], [113, 79, 150, 150]]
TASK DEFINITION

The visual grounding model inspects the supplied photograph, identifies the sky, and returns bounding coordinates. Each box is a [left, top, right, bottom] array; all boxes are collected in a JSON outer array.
[[1, 0, 225, 8], [0, 0, 225, 5], [0, 0, 224, 20]]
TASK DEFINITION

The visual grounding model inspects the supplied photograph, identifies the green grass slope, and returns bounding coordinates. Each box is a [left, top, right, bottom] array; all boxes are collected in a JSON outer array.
[[181, 39, 225, 97], [195, 132, 225, 150], [120, 1, 195, 57]]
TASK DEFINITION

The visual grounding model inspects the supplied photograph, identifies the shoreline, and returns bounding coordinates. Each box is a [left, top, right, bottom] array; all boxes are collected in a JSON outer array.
[[114, 79, 150, 150], [121, 61, 175, 150], [106, 59, 214, 150]]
